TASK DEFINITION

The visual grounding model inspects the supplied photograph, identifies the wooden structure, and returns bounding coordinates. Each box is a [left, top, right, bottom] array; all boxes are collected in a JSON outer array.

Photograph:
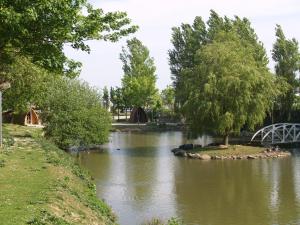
[[25, 108, 41, 126], [3, 108, 42, 126], [129, 107, 148, 123]]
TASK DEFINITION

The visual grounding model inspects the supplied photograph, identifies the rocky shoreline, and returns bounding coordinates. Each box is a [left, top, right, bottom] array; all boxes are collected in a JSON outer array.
[[171, 145, 291, 160]]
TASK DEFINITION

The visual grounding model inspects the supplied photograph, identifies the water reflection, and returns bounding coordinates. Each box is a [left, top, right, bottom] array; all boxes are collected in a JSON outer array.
[[174, 160, 272, 225], [78, 132, 300, 225]]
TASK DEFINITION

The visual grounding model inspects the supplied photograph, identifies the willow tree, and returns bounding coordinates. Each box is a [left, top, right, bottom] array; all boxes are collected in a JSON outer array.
[[168, 11, 278, 144], [120, 38, 158, 121], [183, 32, 278, 145], [272, 25, 300, 121], [169, 10, 268, 111]]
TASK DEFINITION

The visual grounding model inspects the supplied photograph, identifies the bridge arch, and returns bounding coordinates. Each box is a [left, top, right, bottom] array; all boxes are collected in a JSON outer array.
[[251, 123, 300, 145]]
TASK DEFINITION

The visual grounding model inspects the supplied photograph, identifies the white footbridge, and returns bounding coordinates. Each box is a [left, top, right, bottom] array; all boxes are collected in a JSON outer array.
[[251, 123, 300, 145]]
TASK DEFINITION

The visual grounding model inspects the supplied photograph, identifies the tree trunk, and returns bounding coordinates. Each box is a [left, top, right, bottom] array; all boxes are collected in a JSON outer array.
[[223, 135, 229, 146], [125, 108, 127, 121], [117, 109, 120, 121]]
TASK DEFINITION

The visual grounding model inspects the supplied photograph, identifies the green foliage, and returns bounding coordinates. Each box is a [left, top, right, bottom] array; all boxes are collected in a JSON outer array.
[[110, 86, 125, 113], [27, 210, 71, 225], [0, 0, 137, 76], [2, 56, 51, 113], [272, 25, 300, 121], [121, 38, 158, 108], [1, 124, 117, 224], [41, 78, 111, 149], [110, 86, 126, 121], [168, 11, 282, 143], [161, 85, 175, 111], [143, 218, 183, 225], [102, 86, 110, 110], [167, 218, 183, 225], [168, 16, 207, 107], [293, 96, 300, 110], [182, 31, 278, 143]]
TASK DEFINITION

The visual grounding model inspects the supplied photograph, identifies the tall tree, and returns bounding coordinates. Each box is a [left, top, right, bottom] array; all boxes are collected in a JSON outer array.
[[161, 85, 175, 111], [102, 86, 110, 110], [183, 32, 278, 145], [110, 87, 116, 114], [0, 0, 137, 81], [120, 38, 158, 110], [168, 16, 207, 108], [169, 10, 268, 110], [272, 25, 300, 121], [110, 87, 124, 121]]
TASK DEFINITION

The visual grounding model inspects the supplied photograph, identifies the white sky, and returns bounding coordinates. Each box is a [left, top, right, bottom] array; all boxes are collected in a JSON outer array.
[[64, 0, 300, 90]]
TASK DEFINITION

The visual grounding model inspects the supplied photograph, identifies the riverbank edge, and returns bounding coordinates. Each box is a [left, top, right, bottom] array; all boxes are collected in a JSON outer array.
[[111, 122, 185, 132], [0, 124, 117, 225], [171, 145, 291, 160]]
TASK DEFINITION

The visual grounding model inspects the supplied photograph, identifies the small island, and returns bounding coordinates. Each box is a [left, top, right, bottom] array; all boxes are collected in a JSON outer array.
[[172, 144, 291, 160]]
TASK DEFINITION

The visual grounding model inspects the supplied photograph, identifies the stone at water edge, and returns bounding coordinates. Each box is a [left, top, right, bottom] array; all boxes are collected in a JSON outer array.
[[174, 150, 187, 157], [214, 156, 222, 160], [199, 154, 211, 160], [179, 144, 194, 150], [171, 148, 180, 153], [219, 145, 228, 149], [187, 153, 201, 159]]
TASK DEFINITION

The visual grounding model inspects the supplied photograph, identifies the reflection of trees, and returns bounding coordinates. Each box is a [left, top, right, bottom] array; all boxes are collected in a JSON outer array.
[[119, 131, 185, 204], [78, 151, 112, 181], [276, 159, 299, 225], [174, 157, 300, 225], [121, 133, 175, 210], [123, 146, 158, 205], [293, 158, 300, 205], [174, 160, 271, 225]]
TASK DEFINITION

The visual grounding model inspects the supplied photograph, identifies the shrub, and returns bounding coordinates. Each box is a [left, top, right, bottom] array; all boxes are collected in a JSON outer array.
[[41, 78, 111, 149]]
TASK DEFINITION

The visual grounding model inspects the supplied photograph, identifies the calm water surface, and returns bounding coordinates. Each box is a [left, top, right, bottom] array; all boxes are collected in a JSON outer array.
[[78, 132, 300, 225]]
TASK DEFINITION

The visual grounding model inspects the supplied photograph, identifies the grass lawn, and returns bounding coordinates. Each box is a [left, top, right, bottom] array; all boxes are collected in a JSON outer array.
[[0, 124, 116, 225], [191, 145, 266, 157]]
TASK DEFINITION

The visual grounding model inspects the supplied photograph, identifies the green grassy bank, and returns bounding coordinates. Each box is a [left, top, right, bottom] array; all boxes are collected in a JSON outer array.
[[192, 145, 266, 156], [0, 124, 116, 225]]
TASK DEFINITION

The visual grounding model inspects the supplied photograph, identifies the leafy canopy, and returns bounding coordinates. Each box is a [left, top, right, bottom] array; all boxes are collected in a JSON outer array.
[[161, 85, 175, 111], [110, 86, 125, 113], [121, 38, 158, 108], [168, 10, 268, 107], [183, 32, 278, 140], [2, 56, 51, 113], [0, 0, 138, 77], [41, 78, 111, 149], [272, 25, 300, 121], [102, 86, 110, 110]]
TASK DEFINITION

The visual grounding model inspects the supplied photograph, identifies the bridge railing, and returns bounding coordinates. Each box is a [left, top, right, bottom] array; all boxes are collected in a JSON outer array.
[[251, 123, 300, 145]]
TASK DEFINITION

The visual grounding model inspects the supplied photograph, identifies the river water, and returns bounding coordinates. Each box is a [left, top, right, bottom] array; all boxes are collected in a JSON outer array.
[[77, 131, 300, 225]]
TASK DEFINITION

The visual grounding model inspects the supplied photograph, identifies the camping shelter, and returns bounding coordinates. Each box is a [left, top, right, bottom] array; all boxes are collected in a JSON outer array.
[[129, 107, 148, 123], [3, 108, 42, 126]]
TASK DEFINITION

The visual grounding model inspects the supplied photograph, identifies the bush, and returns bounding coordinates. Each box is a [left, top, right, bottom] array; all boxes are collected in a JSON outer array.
[[41, 78, 111, 149]]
